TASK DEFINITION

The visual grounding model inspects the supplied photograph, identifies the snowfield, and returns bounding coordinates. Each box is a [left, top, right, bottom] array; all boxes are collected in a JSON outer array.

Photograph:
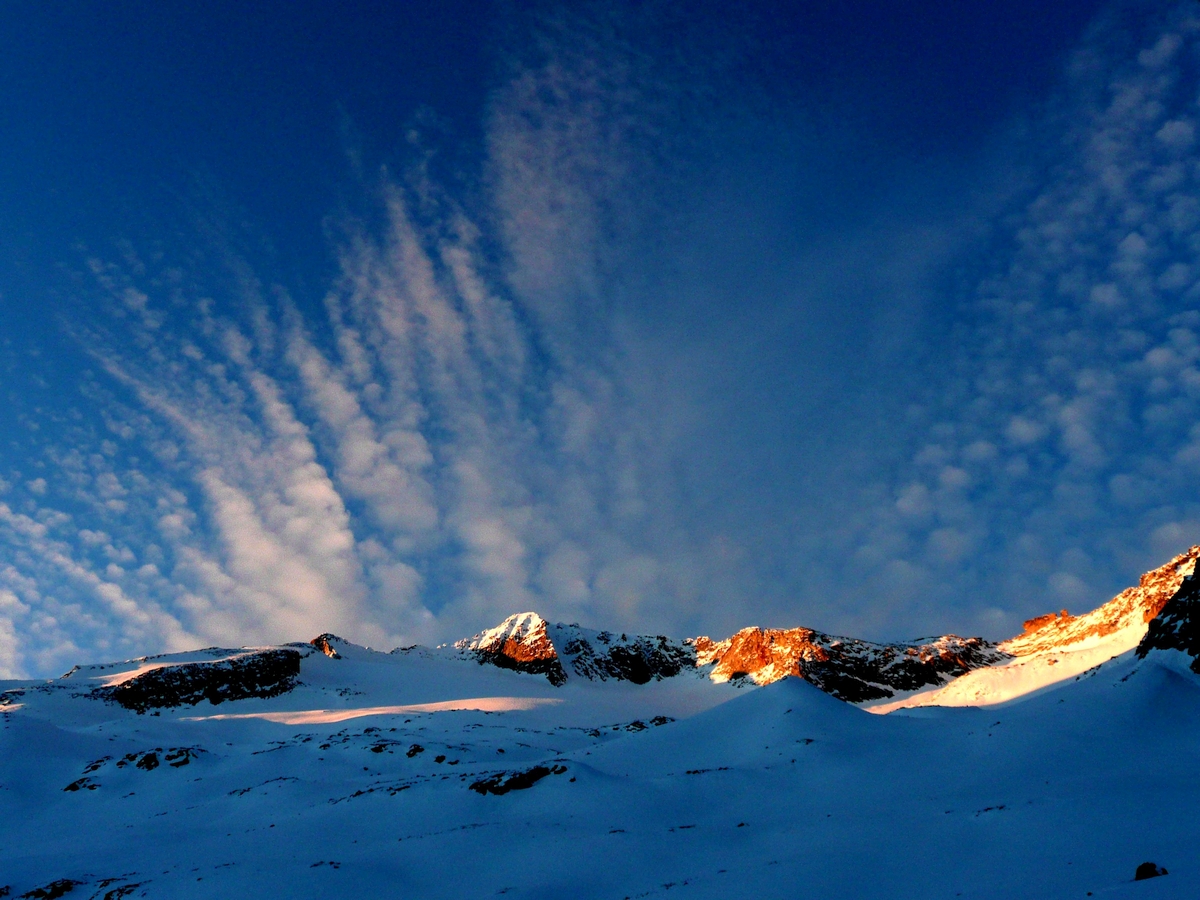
[[4, 553, 1200, 898], [866, 619, 1149, 712], [2, 639, 1198, 898]]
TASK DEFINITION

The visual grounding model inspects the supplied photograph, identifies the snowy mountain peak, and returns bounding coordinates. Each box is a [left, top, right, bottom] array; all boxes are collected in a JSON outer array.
[[455, 612, 568, 686], [454, 614, 699, 687], [456, 611, 555, 656], [999, 545, 1200, 657], [1137, 568, 1200, 672]]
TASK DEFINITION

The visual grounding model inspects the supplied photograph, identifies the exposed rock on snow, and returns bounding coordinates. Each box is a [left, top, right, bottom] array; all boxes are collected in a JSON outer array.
[[555, 625, 696, 684], [457, 615, 1004, 700], [693, 627, 1008, 702], [469, 763, 568, 795], [1134, 862, 1168, 880], [91, 648, 303, 712], [17, 879, 82, 899], [456, 613, 568, 686], [64, 747, 203, 791], [1137, 568, 1200, 672], [311, 634, 344, 659]]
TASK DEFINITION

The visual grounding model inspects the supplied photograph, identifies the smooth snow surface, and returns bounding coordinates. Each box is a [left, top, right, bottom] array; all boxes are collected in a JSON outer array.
[[182, 697, 564, 724], [869, 621, 1147, 712], [3, 639, 1198, 899]]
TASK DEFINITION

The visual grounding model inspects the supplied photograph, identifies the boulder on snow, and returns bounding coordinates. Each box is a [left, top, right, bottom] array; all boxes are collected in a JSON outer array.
[[469, 764, 568, 795], [1134, 861, 1167, 880]]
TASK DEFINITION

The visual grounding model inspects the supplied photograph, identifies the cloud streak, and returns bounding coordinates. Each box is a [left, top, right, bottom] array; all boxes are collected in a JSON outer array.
[[3, 0, 1200, 678]]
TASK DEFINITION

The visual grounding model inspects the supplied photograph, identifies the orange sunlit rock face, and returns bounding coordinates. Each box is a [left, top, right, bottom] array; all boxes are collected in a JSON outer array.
[[311, 634, 343, 659], [462, 612, 558, 661], [692, 626, 1006, 702], [698, 627, 829, 683], [456, 613, 568, 686]]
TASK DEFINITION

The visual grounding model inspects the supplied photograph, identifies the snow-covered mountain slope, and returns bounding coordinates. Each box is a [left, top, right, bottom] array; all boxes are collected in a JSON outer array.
[[1002, 545, 1200, 656], [5, 547, 1200, 897], [4, 615, 1200, 897], [871, 545, 1199, 711]]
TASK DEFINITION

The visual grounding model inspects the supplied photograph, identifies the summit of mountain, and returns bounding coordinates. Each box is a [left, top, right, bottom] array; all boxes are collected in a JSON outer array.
[[454, 614, 700, 688]]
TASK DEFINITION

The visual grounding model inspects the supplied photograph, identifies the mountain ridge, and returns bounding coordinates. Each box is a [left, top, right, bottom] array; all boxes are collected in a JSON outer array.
[[9, 544, 1197, 714], [453, 611, 1009, 702], [5, 546, 1200, 898], [1001, 545, 1200, 656], [453, 544, 1200, 705]]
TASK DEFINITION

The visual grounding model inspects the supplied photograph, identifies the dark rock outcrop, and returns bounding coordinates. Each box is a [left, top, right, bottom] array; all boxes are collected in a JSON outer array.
[[469, 764, 568, 795], [91, 649, 302, 713], [1137, 569, 1200, 672], [1134, 861, 1168, 880], [19, 880, 81, 899], [560, 629, 695, 684]]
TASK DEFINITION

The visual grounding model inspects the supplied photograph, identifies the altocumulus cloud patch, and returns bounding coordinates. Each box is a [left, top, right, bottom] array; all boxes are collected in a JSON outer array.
[[1, 1, 1198, 677]]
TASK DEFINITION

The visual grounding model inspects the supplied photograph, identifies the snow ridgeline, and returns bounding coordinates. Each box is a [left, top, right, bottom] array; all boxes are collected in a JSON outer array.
[[453, 544, 1199, 707], [9, 543, 1194, 718], [870, 544, 1200, 711], [4, 546, 1200, 896], [454, 612, 1006, 703]]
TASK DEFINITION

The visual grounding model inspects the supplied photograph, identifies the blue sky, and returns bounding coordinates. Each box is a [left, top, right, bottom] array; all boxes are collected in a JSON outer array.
[[4, 0, 1199, 677]]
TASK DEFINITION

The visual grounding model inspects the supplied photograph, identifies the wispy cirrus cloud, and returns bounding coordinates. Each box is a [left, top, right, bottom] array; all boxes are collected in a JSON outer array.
[[0, 2, 742, 677], [0, 71, 691, 677], [4, 0, 1200, 680]]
